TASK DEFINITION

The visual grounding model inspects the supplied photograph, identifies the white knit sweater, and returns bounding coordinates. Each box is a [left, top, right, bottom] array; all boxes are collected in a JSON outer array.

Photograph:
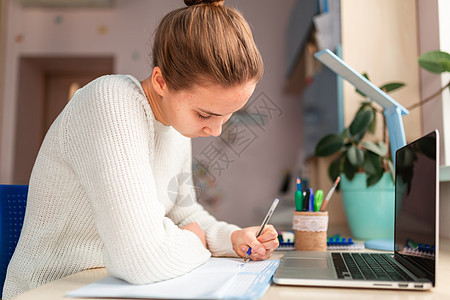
[[3, 75, 240, 300]]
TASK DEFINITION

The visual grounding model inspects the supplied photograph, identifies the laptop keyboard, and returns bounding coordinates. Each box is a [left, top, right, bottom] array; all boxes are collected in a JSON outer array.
[[332, 253, 414, 281]]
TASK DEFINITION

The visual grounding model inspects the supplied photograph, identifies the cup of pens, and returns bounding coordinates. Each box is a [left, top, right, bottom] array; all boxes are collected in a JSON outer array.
[[292, 177, 340, 251]]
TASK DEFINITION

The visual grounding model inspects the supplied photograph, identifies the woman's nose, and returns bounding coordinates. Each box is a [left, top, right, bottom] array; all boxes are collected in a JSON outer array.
[[204, 124, 223, 137], [204, 116, 231, 137]]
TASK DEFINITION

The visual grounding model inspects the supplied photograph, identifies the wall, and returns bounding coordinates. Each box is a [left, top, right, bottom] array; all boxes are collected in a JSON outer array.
[[417, 0, 450, 239], [341, 0, 421, 142], [13, 56, 114, 183], [438, 0, 450, 167], [417, 0, 445, 165], [437, 0, 450, 240], [0, 0, 7, 152], [0, 0, 302, 227], [1, 0, 176, 182]]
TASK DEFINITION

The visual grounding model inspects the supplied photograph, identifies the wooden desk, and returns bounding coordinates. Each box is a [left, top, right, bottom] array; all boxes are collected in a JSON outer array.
[[13, 239, 450, 300]]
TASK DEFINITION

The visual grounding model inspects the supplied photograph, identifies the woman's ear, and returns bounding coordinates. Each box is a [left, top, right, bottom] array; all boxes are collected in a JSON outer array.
[[151, 66, 167, 97]]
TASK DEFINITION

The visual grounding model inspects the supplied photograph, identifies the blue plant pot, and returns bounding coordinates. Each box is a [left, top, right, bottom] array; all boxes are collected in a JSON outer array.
[[340, 173, 395, 240]]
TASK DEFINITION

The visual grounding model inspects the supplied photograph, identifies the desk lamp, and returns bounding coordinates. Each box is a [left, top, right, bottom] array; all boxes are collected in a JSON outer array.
[[314, 49, 409, 251]]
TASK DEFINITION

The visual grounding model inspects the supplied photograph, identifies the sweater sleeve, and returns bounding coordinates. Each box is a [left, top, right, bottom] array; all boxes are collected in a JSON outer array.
[[62, 76, 211, 284], [166, 141, 240, 257]]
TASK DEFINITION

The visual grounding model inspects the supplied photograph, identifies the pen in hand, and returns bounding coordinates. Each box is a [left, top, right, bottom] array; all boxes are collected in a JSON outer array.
[[243, 198, 279, 263]]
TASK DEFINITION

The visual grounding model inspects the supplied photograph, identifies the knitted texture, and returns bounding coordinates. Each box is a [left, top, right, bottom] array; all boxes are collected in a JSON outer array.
[[3, 75, 239, 300]]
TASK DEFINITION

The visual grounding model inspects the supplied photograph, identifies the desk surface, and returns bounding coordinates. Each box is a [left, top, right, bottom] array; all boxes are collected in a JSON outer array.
[[13, 239, 450, 300]]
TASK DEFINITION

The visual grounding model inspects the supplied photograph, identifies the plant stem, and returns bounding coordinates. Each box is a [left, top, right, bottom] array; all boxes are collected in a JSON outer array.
[[407, 80, 450, 110]]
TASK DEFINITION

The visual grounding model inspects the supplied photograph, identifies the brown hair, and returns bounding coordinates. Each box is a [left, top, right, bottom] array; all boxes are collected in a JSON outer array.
[[152, 0, 263, 91]]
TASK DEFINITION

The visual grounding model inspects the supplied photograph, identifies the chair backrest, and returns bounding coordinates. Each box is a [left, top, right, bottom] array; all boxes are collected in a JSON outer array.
[[0, 185, 28, 298]]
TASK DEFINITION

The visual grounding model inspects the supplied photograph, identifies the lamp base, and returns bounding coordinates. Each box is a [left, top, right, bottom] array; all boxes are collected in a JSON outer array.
[[364, 238, 394, 251]]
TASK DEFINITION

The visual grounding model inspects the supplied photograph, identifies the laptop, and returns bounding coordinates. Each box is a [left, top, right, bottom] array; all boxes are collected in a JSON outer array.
[[273, 130, 439, 290]]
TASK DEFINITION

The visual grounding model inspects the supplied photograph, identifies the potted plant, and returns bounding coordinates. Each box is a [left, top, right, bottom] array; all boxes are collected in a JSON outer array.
[[314, 76, 404, 240], [313, 50, 449, 240]]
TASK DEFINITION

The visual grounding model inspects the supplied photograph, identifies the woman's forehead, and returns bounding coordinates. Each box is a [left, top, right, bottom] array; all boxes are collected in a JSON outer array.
[[183, 81, 256, 113]]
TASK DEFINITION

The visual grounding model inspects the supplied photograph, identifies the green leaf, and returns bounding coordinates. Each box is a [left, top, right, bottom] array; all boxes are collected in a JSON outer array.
[[379, 82, 406, 93], [354, 102, 377, 134], [418, 50, 450, 74], [328, 156, 342, 182], [362, 151, 382, 175], [342, 128, 350, 140], [355, 73, 370, 97], [349, 109, 374, 142], [358, 103, 377, 134], [364, 150, 384, 186], [359, 101, 373, 107], [367, 171, 383, 187], [361, 141, 388, 156], [343, 157, 357, 181], [315, 134, 345, 156], [355, 102, 374, 116], [368, 118, 376, 134], [347, 145, 365, 166], [377, 141, 388, 156]]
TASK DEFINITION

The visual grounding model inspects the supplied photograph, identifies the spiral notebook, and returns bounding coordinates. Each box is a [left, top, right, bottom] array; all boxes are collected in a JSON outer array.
[[67, 257, 281, 300]]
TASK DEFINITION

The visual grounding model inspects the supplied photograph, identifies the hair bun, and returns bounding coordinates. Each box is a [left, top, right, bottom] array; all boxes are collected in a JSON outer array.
[[184, 0, 224, 7]]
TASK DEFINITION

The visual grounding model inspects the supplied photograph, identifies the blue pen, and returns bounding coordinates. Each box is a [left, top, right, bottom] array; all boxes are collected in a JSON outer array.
[[296, 177, 302, 192], [308, 188, 314, 211], [244, 198, 279, 262], [295, 178, 304, 211]]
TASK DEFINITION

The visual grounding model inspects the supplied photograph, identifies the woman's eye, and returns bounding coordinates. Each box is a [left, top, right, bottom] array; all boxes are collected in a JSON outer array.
[[197, 113, 212, 120]]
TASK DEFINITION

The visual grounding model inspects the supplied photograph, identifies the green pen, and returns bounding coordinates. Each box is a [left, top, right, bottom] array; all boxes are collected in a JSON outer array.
[[314, 189, 324, 212], [295, 190, 303, 211], [295, 178, 304, 211]]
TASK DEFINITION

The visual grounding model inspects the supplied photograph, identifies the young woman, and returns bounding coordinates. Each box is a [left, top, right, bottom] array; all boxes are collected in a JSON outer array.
[[3, 0, 279, 298]]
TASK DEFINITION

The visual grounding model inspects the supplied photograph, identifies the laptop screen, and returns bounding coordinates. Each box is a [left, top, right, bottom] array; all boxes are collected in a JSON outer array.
[[394, 130, 438, 284]]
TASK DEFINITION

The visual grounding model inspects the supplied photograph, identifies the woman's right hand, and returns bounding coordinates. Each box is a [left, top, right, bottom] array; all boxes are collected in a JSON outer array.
[[181, 222, 207, 248]]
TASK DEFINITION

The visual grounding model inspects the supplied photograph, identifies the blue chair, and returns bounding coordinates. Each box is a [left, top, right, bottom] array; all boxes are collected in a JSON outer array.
[[0, 185, 28, 298]]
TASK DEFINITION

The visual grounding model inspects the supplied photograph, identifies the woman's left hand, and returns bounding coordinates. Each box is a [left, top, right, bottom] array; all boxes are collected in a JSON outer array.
[[231, 225, 279, 261]]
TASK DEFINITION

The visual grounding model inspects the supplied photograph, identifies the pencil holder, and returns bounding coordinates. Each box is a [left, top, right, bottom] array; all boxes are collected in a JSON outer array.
[[293, 211, 328, 251]]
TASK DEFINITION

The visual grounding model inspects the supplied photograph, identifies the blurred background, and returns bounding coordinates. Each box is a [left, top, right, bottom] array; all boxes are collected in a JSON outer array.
[[0, 0, 448, 237]]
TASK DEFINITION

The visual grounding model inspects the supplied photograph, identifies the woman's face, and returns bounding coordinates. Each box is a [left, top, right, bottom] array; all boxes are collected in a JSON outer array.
[[160, 81, 256, 138]]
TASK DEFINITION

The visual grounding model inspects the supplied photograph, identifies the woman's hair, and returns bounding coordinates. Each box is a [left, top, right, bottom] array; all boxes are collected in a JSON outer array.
[[152, 0, 263, 91]]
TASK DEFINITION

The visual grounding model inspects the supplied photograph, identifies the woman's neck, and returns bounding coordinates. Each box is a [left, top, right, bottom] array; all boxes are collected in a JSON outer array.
[[141, 77, 170, 126]]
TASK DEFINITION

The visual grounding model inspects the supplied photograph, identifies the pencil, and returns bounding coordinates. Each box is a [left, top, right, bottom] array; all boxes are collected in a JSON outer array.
[[320, 176, 340, 211]]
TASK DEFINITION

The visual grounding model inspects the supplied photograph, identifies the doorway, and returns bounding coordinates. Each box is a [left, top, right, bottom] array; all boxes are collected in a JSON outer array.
[[13, 56, 114, 184]]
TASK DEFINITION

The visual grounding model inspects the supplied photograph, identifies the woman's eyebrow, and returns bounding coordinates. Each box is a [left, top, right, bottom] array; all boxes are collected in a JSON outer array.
[[196, 108, 223, 117]]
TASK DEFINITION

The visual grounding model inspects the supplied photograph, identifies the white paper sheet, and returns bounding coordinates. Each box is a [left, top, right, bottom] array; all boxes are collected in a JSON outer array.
[[67, 258, 281, 300]]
